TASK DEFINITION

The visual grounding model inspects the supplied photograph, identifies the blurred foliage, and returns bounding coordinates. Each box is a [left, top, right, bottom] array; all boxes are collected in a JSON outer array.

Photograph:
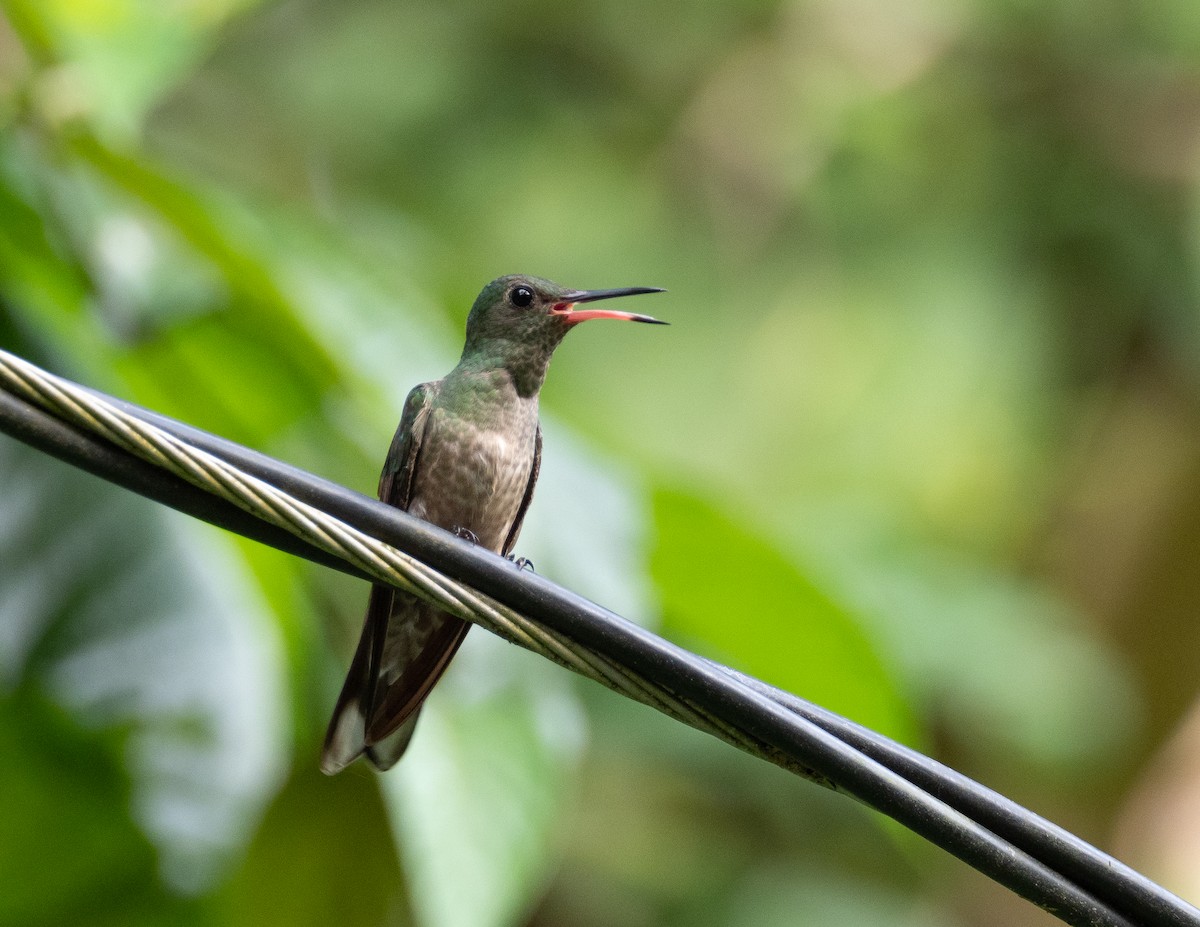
[[2, 0, 1200, 925]]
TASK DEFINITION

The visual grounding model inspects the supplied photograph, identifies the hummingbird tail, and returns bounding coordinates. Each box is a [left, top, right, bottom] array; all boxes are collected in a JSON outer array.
[[364, 714, 420, 770], [321, 584, 395, 774], [321, 697, 368, 775]]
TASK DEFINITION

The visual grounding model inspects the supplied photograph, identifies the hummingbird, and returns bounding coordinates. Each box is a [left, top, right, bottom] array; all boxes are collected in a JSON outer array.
[[321, 274, 665, 773]]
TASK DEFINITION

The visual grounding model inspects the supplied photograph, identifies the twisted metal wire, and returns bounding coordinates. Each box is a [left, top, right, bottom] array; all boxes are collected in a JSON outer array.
[[0, 348, 811, 782], [7, 346, 1200, 927]]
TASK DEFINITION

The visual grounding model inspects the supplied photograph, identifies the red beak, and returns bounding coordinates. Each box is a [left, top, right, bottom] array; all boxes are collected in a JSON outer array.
[[552, 287, 667, 325]]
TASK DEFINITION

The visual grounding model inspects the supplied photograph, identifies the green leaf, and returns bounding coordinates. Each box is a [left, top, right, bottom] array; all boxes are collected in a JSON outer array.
[[851, 550, 1139, 773], [0, 690, 171, 927], [0, 435, 289, 902], [651, 488, 918, 745], [383, 646, 583, 927], [714, 866, 956, 927], [214, 762, 406, 927], [10, 0, 266, 141]]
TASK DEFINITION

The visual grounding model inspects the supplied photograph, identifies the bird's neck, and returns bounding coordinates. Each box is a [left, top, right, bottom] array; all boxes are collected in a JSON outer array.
[[456, 336, 558, 399]]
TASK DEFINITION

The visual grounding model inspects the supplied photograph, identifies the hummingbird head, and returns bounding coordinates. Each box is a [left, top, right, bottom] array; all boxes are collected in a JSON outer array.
[[460, 274, 665, 393]]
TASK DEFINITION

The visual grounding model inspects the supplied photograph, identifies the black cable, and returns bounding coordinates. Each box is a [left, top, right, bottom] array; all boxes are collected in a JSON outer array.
[[86, 388, 1200, 927], [0, 390, 371, 580], [0, 381, 1195, 927], [722, 666, 1194, 927]]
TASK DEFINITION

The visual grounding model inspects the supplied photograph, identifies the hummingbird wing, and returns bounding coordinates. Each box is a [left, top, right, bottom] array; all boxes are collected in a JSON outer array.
[[501, 424, 541, 556], [320, 382, 437, 774]]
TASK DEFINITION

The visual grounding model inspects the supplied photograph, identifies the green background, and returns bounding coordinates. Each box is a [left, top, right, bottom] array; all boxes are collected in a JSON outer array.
[[2, 0, 1200, 924]]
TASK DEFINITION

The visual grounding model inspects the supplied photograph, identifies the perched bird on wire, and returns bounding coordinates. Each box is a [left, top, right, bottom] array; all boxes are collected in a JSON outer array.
[[321, 275, 665, 773]]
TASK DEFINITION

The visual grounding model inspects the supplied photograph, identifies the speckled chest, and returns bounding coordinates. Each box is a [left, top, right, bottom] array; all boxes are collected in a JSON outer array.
[[406, 375, 539, 553]]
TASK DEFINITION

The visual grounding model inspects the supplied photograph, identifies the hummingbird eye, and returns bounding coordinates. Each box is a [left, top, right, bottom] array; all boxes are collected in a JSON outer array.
[[510, 286, 534, 308]]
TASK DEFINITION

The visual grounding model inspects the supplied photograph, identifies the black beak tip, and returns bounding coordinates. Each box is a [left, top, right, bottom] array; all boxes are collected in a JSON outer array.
[[565, 286, 668, 303]]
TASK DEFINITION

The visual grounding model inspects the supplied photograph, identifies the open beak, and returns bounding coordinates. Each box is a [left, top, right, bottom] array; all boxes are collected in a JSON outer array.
[[552, 287, 667, 325]]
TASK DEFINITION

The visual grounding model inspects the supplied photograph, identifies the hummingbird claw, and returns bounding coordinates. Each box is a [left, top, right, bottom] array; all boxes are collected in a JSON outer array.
[[453, 526, 479, 545], [508, 555, 535, 572]]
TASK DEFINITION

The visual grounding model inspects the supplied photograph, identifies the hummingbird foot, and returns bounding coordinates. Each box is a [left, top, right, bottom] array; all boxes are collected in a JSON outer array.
[[507, 555, 535, 572], [452, 525, 480, 545]]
